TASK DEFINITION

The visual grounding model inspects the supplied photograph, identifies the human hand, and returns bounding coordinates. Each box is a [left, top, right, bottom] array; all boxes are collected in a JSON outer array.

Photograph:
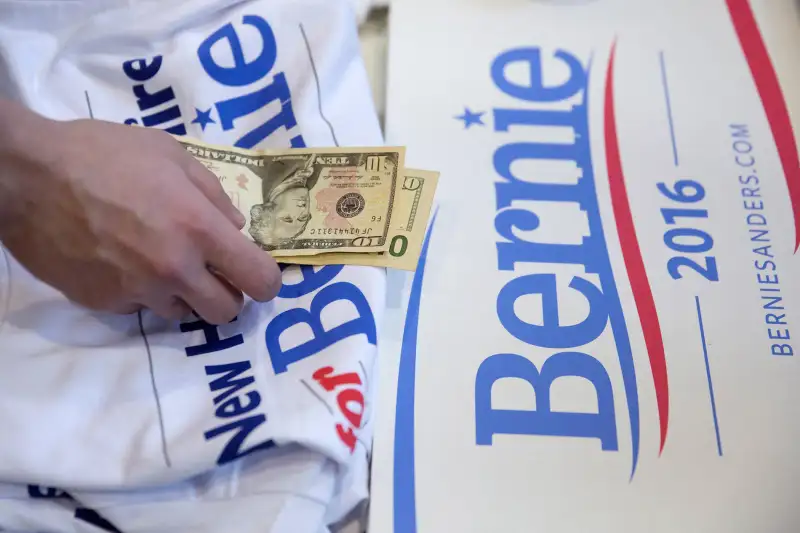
[[0, 101, 281, 324]]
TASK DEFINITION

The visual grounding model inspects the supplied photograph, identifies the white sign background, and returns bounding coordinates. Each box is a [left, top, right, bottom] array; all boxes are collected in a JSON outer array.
[[371, 1, 800, 532]]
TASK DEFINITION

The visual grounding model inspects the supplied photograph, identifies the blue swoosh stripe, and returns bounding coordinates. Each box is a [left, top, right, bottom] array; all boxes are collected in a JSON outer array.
[[393, 209, 438, 533]]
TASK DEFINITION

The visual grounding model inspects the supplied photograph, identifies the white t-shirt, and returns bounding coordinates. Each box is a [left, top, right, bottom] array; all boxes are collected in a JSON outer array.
[[0, 1, 383, 531]]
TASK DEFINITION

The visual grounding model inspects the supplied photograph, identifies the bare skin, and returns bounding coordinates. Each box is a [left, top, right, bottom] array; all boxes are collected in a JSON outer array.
[[0, 100, 282, 325]]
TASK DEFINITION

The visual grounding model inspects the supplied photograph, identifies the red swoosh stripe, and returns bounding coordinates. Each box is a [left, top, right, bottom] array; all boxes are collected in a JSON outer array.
[[726, 0, 800, 252], [604, 41, 670, 454]]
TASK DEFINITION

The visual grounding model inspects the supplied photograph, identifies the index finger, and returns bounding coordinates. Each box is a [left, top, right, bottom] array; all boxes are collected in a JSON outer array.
[[182, 156, 247, 230], [200, 212, 282, 302]]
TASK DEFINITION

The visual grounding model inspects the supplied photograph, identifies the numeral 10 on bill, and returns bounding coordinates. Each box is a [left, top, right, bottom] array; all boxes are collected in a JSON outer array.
[[657, 179, 719, 282]]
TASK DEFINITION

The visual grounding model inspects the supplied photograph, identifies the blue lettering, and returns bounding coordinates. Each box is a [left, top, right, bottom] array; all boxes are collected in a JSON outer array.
[[730, 123, 750, 138], [494, 173, 589, 209], [491, 48, 584, 102], [28, 486, 70, 499], [497, 273, 608, 349], [495, 211, 599, 271], [771, 344, 793, 356], [141, 104, 182, 128], [123, 56, 162, 82], [477, 45, 642, 473], [750, 228, 770, 242], [181, 316, 244, 356], [122, 56, 185, 134], [475, 352, 617, 450], [754, 245, 774, 257], [204, 414, 275, 465], [291, 134, 307, 148], [216, 71, 286, 130], [266, 282, 376, 374], [214, 73, 303, 149], [196, 14, 304, 148], [494, 143, 585, 196], [164, 122, 188, 135], [74, 508, 122, 533], [766, 313, 786, 325], [491, 107, 600, 273], [198, 15, 277, 87], [279, 265, 344, 298], [27, 487, 120, 533], [762, 295, 785, 310], [133, 83, 176, 112], [494, 107, 582, 131], [216, 392, 260, 418], [205, 361, 257, 405], [202, 362, 273, 465]]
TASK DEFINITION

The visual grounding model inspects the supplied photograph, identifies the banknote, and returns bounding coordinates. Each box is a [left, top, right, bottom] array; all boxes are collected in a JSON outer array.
[[277, 169, 438, 271], [178, 138, 405, 257]]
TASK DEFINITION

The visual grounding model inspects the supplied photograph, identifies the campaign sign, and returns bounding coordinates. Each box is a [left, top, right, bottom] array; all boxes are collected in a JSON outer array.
[[369, 1, 800, 532]]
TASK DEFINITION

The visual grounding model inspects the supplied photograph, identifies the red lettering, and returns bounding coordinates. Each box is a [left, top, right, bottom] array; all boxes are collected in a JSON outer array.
[[312, 366, 362, 392], [313, 365, 365, 454], [336, 424, 357, 452], [337, 388, 364, 429]]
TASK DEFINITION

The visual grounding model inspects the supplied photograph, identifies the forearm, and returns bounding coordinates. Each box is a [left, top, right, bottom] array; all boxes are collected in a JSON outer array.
[[0, 99, 50, 225], [0, 97, 42, 153]]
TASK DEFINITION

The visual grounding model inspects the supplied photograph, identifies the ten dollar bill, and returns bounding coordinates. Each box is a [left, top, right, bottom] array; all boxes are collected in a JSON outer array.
[[178, 137, 405, 257], [277, 169, 438, 271]]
